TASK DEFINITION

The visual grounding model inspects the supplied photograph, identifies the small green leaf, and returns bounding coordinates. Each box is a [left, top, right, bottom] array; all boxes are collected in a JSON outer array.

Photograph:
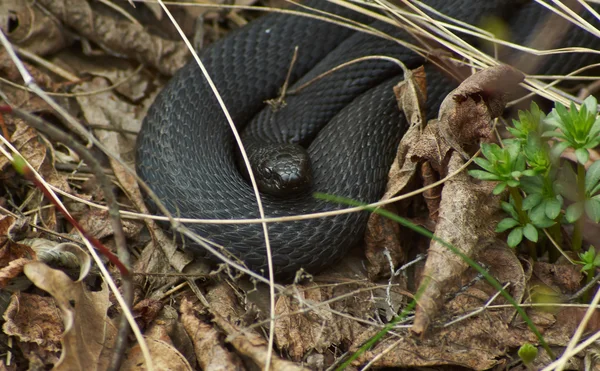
[[584, 197, 600, 223], [506, 179, 520, 188], [473, 157, 495, 173], [507, 227, 524, 247], [544, 198, 562, 220], [480, 142, 498, 162], [566, 202, 584, 223], [550, 141, 570, 158], [468, 170, 502, 181], [496, 218, 520, 232], [579, 249, 595, 263], [501, 201, 519, 220], [585, 160, 600, 194], [523, 193, 543, 211], [575, 148, 590, 165], [493, 182, 508, 195], [518, 343, 538, 365], [523, 223, 539, 242], [583, 95, 598, 115], [529, 204, 555, 228]]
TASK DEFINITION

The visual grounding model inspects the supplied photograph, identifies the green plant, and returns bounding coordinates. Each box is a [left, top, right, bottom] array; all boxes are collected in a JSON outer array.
[[577, 246, 600, 302], [518, 343, 538, 370], [470, 97, 600, 259]]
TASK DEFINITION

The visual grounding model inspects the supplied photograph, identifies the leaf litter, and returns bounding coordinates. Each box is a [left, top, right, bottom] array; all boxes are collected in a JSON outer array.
[[0, 0, 598, 370]]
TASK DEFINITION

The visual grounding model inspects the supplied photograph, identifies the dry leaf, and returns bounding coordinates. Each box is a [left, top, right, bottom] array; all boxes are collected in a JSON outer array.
[[23, 262, 114, 370], [123, 338, 193, 371], [3, 293, 62, 365], [36, 0, 188, 76], [437, 64, 524, 158], [412, 153, 503, 335], [0, 0, 72, 56], [180, 297, 243, 370], [364, 66, 428, 277]]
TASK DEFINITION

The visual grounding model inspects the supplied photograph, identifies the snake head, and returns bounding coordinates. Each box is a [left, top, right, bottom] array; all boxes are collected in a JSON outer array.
[[241, 142, 312, 197]]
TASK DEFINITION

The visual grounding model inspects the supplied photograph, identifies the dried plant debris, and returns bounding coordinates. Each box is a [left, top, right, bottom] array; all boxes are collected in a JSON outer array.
[[0, 0, 597, 369], [21, 262, 114, 370]]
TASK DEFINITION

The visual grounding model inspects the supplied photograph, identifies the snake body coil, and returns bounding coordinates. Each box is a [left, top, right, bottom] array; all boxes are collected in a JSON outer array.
[[136, 1, 600, 277]]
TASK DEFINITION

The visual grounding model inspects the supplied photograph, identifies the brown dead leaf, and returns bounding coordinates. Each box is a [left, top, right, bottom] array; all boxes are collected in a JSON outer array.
[[274, 285, 338, 360], [146, 305, 197, 369], [23, 261, 114, 371], [0, 119, 46, 173], [0, 258, 30, 289], [132, 298, 163, 331], [532, 261, 583, 296], [123, 337, 193, 371], [412, 152, 503, 335], [365, 66, 428, 277], [0, 220, 36, 289], [447, 243, 526, 321], [78, 208, 142, 240], [190, 281, 311, 370], [212, 308, 310, 371], [1, 0, 72, 56], [0, 222, 35, 267], [393, 65, 427, 130], [0, 214, 16, 247], [3, 293, 63, 364], [180, 297, 243, 370], [37, 0, 188, 76], [437, 64, 525, 158], [353, 309, 529, 369]]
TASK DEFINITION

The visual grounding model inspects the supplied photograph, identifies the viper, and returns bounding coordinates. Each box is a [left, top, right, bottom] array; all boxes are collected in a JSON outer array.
[[136, 0, 600, 277]]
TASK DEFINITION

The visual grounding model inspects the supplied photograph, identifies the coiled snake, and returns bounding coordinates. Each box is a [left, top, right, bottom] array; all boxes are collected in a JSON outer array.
[[136, 0, 600, 277]]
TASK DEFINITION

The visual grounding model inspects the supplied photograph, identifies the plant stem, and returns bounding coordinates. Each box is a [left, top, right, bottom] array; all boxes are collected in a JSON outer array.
[[509, 187, 528, 224], [509, 187, 538, 259], [572, 163, 586, 252], [583, 268, 595, 303]]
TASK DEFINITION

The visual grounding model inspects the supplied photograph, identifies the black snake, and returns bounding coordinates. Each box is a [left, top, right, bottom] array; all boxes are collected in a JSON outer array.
[[136, 0, 600, 277]]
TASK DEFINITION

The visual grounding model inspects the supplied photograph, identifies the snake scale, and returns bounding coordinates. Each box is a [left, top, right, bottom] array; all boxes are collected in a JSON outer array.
[[136, 0, 600, 277]]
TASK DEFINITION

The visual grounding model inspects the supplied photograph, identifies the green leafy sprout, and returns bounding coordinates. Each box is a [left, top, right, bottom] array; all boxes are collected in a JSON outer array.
[[470, 98, 600, 262]]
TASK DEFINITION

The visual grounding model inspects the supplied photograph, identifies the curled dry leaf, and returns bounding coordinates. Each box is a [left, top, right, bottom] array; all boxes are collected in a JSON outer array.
[[46, 242, 92, 282], [145, 305, 197, 369], [132, 298, 163, 331], [437, 64, 525, 158], [212, 309, 310, 371], [180, 297, 243, 370], [123, 338, 193, 371], [0, 258, 30, 290], [411, 153, 503, 335], [0, 217, 36, 290], [3, 293, 63, 365], [0, 0, 72, 56], [23, 262, 114, 371], [0, 120, 46, 174], [36, 0, 188, 76], [19, 239, 92, 283], [365, 66, 427, 278], [191, 281, 309, 371]]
